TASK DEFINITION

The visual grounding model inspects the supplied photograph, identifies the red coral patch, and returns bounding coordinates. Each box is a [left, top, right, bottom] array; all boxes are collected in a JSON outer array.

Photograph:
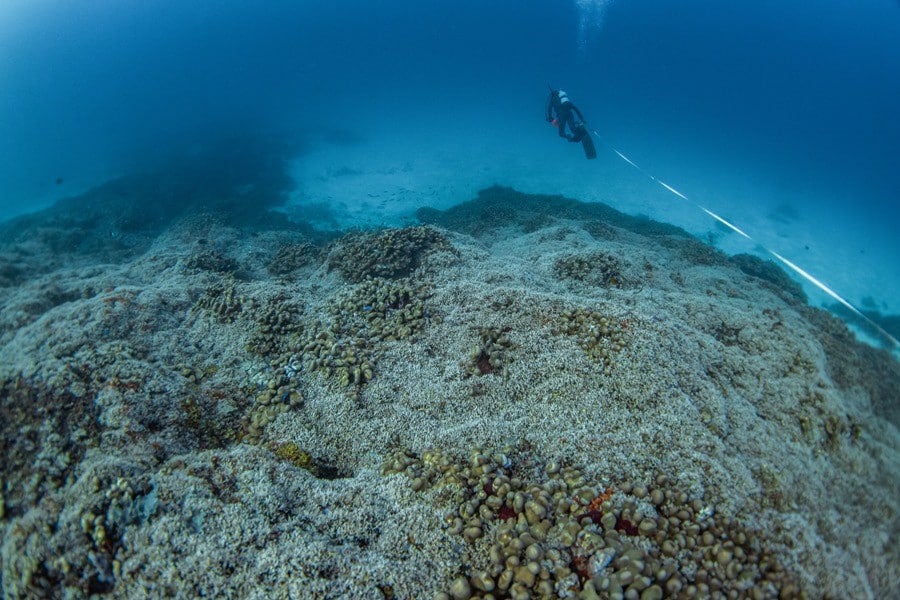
[[615, 517, 638, 536]]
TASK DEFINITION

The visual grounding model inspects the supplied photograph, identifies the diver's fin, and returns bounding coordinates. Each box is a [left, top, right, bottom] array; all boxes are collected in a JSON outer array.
[[581, 131, 597, 159]]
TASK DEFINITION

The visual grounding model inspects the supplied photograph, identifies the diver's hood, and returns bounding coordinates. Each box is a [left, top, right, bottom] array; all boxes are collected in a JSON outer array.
[[558, 90, 570, 104]]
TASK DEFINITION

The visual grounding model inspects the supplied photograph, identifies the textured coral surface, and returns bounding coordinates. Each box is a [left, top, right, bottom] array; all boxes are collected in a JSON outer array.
[[1, 186, 897, 599]]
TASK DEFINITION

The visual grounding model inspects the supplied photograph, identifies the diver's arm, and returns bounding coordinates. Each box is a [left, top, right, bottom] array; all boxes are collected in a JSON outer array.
[[571, 105, 585, 122]]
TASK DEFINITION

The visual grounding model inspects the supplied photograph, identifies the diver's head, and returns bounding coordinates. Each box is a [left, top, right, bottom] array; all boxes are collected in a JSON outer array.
[[557, 90, 570, 104]]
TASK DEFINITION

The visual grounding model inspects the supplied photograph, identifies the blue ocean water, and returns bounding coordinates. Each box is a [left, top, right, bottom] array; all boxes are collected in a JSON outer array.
[[2, 0, 898, 342]]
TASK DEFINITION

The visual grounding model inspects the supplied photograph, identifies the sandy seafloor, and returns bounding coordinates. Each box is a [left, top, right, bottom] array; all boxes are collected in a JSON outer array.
[[1, 148, 899, 600]]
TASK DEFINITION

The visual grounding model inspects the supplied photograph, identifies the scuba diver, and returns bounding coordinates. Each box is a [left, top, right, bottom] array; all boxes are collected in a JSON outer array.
[[546, 87, 597, 159]]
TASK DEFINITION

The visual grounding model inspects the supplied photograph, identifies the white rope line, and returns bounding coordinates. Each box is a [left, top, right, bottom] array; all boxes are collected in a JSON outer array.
[[597, 135, 898, 349]]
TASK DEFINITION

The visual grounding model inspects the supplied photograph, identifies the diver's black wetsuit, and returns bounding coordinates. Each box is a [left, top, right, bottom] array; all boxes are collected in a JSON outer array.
[[546, 89, 587, 142]]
